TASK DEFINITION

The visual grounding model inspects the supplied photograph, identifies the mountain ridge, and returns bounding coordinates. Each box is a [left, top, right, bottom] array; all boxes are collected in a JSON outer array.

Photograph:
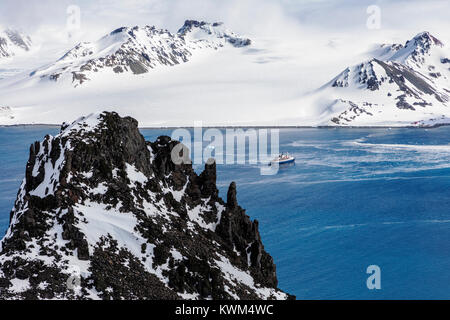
[[318, 31, 450, 126], [0, 29, 32, 60], [30, 20, 251, 86], [1, 28, 449, 127]]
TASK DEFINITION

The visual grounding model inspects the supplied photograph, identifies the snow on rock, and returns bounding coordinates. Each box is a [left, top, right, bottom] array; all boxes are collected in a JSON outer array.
[[389, 31, 444, 68], [0, 29, 32, 60], [0, 106, 14, 120], [28, 20, 251, 87], [1, 28, 450, 128], [0, 111, 292, 300], [315, 31, 450, 127]]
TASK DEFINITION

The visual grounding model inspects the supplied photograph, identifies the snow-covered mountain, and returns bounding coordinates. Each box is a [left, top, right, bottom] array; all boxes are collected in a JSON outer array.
[[317, 32, 450, 126], [0, 106, 14, 121], [0, 111, 291, 300], [30, 20, 251, 86], [0, 29, 32, 60], [1, 27, 449, 127]]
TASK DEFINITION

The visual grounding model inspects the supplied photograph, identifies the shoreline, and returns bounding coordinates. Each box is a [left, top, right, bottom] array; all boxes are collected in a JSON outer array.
[[1, 123, 450, 129]]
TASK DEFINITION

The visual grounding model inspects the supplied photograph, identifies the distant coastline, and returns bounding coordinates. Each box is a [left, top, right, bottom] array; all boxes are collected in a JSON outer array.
[[2, 123, 450, 129]]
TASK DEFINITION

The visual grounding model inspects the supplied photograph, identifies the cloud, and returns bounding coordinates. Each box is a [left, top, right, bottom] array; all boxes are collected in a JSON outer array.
[[0, 0, 449, 48], [0, 0, 72, 31]]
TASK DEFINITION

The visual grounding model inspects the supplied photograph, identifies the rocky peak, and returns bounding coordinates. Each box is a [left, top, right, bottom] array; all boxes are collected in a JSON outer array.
[[198, 160, 218, 198], [389, 31, 445, 67], [177, 19, 251, 47], [407, 31, 444, 49], [0, 111, 292, 300], [0, 28, 32, 59], [226, 182, 238, 210], [178, 20, 223, 35], [4, 29, 32, 51], [177, 20, 209, 34]]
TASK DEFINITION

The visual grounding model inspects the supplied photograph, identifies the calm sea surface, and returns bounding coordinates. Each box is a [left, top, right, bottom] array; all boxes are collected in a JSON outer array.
[[1, 125, 450, 299]]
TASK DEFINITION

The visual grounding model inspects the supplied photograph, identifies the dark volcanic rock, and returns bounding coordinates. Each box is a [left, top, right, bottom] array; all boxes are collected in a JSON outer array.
[[0, 111, 292, 300]]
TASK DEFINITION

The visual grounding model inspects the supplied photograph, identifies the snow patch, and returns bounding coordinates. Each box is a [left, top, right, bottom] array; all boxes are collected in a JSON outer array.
[[125, 163, 148, 185]]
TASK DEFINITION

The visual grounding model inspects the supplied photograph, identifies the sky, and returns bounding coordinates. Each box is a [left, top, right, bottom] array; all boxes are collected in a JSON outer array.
[[1, 0, 450, 47]]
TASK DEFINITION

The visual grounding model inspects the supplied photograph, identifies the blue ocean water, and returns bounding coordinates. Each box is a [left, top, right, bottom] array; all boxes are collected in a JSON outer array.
[[0, 126, 60, 233], [1, 125, 450, 299]]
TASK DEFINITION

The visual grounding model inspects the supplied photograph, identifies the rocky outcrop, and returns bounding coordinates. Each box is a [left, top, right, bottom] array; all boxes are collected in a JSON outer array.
[[0, 111, 292, 300]]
